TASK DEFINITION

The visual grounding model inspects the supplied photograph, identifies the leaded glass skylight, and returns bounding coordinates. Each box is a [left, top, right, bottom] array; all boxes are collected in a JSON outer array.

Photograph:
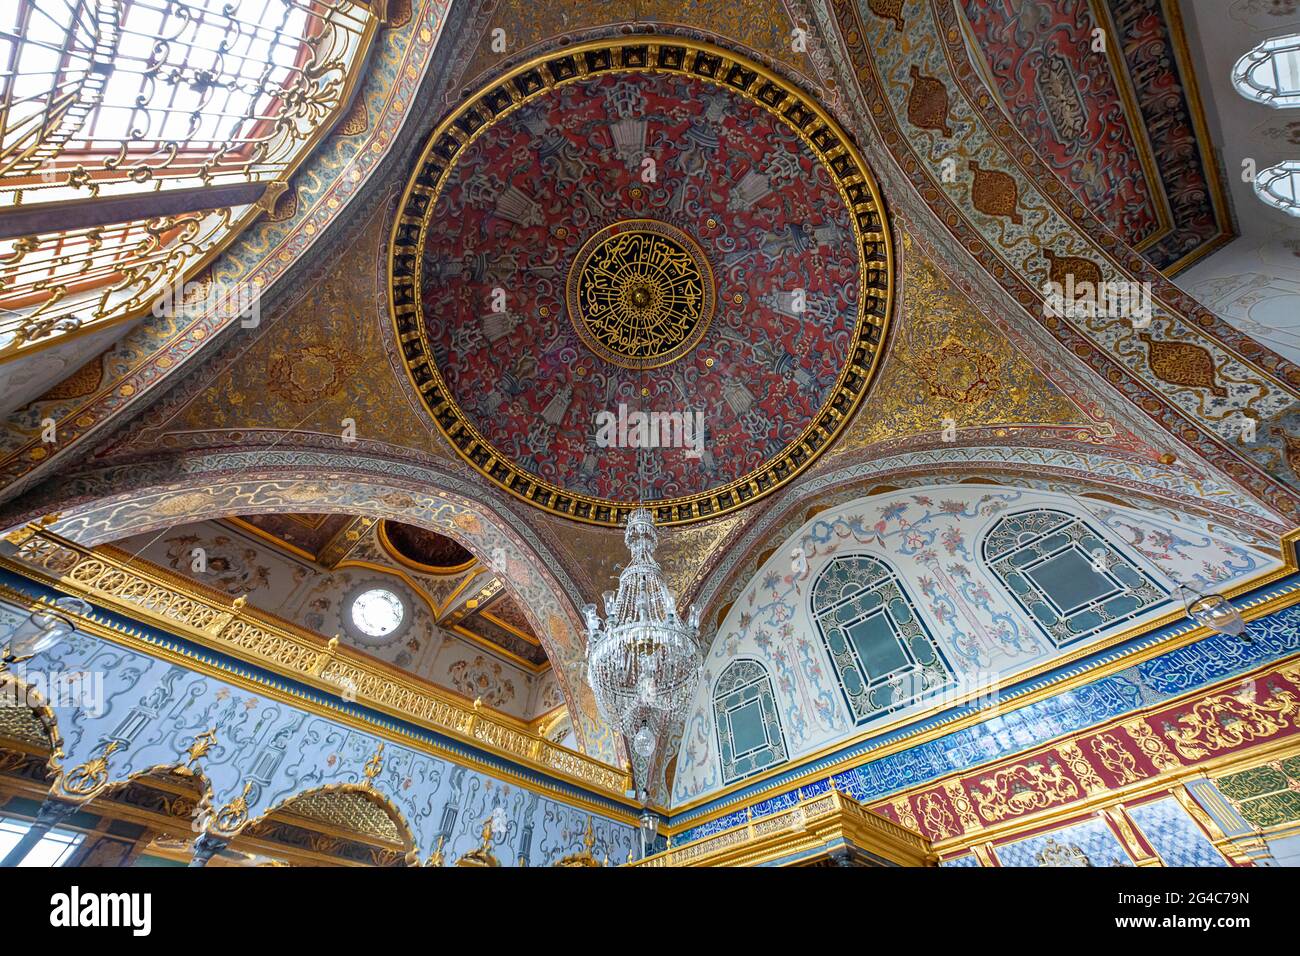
[[1255, 160, 1300, 218], [1233, 33, 1300, 108], [0, 0, 377, 360]]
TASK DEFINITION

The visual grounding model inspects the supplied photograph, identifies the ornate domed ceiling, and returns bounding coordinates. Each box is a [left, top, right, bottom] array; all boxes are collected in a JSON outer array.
[[391, 39, 893, 527], [379, 519, 475, 571]]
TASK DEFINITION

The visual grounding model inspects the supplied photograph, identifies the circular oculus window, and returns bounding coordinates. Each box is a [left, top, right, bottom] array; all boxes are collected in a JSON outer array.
[[350, 587, 405, 639]]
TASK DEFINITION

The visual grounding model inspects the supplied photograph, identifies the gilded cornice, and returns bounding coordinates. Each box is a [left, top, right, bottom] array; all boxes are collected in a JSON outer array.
[[635, 788, 934, 867], [0, 526, 636, 814], [0, 452, 620, 760]]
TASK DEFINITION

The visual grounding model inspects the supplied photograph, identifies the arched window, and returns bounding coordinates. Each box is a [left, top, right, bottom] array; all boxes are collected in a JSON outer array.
[[810, 555, 954, 725], [1254, 161, 1300, 219], [1233, 33, 1300, 108], [982, 509, 1167, 648], [713, 660, 786, 785]]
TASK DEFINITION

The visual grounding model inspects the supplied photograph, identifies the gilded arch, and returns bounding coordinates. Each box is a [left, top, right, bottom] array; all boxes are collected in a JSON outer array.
[[242, 782, 420, 866], [0, 451, 620, 765]]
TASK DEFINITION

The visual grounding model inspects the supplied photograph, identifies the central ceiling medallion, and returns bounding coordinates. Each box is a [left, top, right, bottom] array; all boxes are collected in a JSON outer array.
[[567, 220, 714, 369], [389, 38, 894, 527]]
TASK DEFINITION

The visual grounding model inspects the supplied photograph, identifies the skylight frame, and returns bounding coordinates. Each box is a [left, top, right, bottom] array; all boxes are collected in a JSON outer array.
[[1255, 160, 1300, 218], [1232, 32, 1300, 109], [0, 0, 378, 361]]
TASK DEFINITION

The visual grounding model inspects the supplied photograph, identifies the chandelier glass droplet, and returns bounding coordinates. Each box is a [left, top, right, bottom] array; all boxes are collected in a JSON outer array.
[[1177, 584, 1249, 638]]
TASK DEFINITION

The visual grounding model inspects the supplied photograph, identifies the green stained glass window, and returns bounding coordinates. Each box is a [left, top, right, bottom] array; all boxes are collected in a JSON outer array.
[[811, 554, 954, 726], [983, 509, 1168, 649], [713, 660, 787, 785]]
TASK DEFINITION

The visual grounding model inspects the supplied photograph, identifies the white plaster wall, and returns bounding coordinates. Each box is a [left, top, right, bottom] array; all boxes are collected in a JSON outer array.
[[671, 484, 1280, 804]]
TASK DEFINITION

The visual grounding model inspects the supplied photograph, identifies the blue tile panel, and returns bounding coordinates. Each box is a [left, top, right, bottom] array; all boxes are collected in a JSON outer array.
[[674, 596, 1300, 843], [1127, 797, 1227, 867], [994, 818, 1132, 867]]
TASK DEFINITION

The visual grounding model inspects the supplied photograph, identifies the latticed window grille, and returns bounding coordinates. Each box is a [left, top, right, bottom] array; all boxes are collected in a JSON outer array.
[[810, 554, 954, 725], [1254, 161, 1300, 219], [981, 509, 1167, 648], [1232, 33, 1300, 108], [712, 659, 786, 785]]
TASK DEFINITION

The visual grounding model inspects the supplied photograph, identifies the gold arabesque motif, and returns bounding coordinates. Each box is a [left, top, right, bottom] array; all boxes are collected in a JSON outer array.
[[567, 220, 714, 368], [971, 759, 1079, 823], [455, 817, 502, 867], [1163, 686, 1300, 761], [60, 740, 120, 797]]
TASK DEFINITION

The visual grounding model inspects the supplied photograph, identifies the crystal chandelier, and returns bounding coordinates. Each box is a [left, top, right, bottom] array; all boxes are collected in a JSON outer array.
[[584, 507, 703, 795], [1, 596, 89, 672], [1177, 584, 1250, 641]]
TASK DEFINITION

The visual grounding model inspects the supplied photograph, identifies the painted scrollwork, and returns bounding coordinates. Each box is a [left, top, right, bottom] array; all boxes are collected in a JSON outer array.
[[971, 758, 1080, 823], [1090, 733, 1146, 785], [1162, 686, 1300, 761]]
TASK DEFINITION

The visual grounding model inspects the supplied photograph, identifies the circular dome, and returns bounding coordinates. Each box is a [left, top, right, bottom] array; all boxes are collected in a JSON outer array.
[[379, 520, 474, 572], [390, 39, 893, 526]]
